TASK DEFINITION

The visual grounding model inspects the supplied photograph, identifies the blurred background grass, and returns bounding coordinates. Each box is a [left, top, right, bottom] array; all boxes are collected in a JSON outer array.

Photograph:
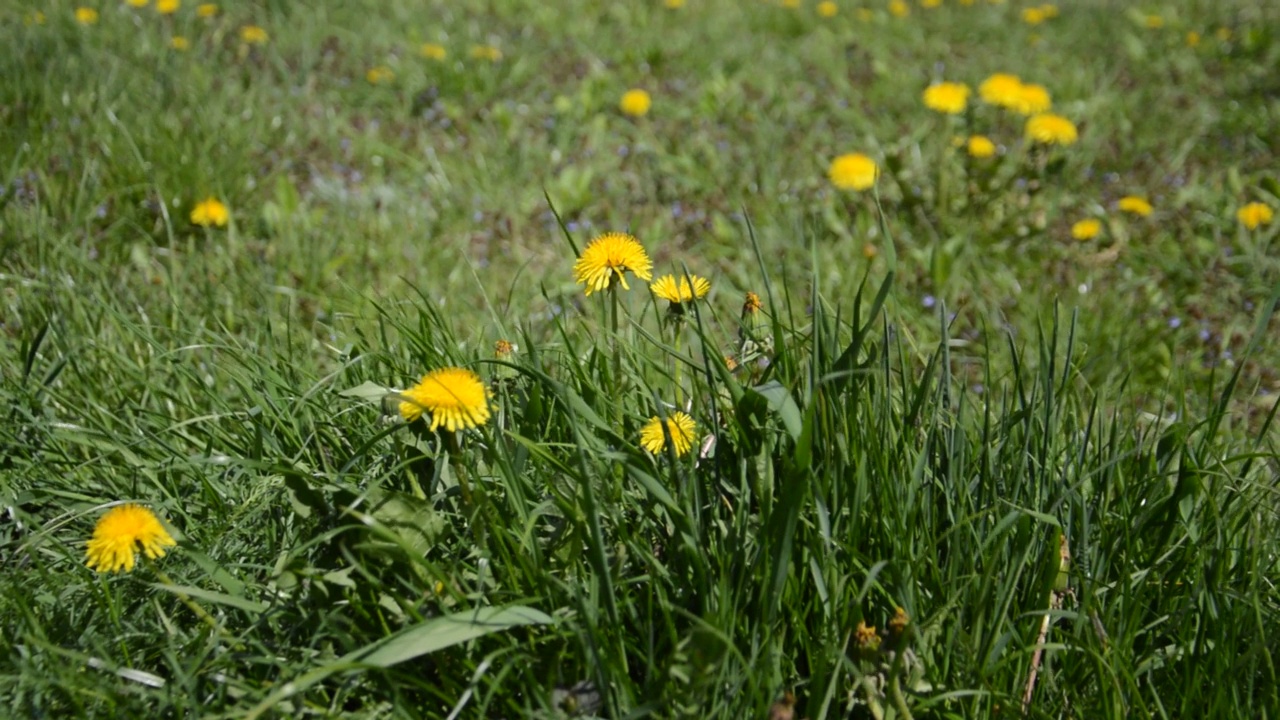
[[5, 0, 1277, 396]]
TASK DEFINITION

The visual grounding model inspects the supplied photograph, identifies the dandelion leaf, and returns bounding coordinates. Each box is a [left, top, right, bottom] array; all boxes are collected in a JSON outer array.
[[352, 605, 554, 668], [338, 381, 394, 402], [367, 488, 448, 556], [748, 381, 803, 442]]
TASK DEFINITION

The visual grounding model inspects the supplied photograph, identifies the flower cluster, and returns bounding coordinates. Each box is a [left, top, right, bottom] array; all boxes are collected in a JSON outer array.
[[826, 67, 1081, 199], [975, 72, 1076, 145], [565, 231, 739, 457], [383, 224, 747, 460], [1069, 195, 1158, 244]]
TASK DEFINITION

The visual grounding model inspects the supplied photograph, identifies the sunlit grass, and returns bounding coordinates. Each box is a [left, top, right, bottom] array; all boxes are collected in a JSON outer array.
[[2, 0, 1278, 717]]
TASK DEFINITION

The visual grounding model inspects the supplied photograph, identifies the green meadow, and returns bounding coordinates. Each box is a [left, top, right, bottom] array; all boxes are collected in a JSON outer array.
[[2, 0, 1278, 717]]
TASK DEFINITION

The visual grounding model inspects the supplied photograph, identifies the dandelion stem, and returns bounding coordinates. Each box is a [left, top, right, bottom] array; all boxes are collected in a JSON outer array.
[[609, 285, 624, 430], [937, 120, 951, 215], [444, 431, 474, 507], [671, 317, 684, 406], [444, 430, 492, 552], [889, 672, 915, 720], [886, 633, 915, 720], [148, 561, 222, 636]]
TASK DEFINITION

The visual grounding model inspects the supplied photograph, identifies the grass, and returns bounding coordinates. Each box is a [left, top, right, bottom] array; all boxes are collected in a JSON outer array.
[[2, 0, 1279, 717]]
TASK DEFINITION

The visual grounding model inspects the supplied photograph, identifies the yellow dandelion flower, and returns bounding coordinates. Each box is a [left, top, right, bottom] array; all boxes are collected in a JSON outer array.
[[469, 45, 502, 62], [724, 355, 739, 372], [127, 0, 149, 7], [664, 0, 685, 7], [967, 134, 998, 158], [75, 7, 100, 24], [651, 274, 711, 305], [196, 3, 218, 17], [190, 197, 229, 227], [922, 82, 970, 115], [1021, 7, 1045, 24], [781, 0, 801, 8], [888, 0, 909, 17], [420, 43, 447, 60], [1144, 14, 1163, 29], [85, 504, 177, 573], [639, 412, 697, 457], [156, 0, 179, 14], [398, 367, 492, 431], [1012, 83, 1051, 115], [573, 232, 654, 295], [855, 621, 881, 650], [979, 73, 1023, 109], [1071, 218, 1101, 240], [240, 25, 268, 44], [171, 36, 190, 51], [862, 242, 878, 258], [828, 153, 878, 191], [619, 89, 652, 117], [1025, 113, 1078, 145], [921, 0, 941, 7], [889, 606, 910, 635], [1237, 202, 1274, 230], [1118, 196, 1153, 217], [366, 66, 395, 85], [1185, 31, 1201, 47], [494, 339, 516, 358], [967, 135, 996, 158], [817, 1, 838, 16], [743, 291, 763, 315]]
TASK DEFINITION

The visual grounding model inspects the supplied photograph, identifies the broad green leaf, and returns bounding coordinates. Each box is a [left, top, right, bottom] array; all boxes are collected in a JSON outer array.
[[626, 466, 679, 512], [354, 605, 553, 667], [183, 548, 246, 596], [150, 584, 268, 614], [245, 605, 553, 720], [750, 381, 803, 441], [366, 488, 448, 555], [337, 381, 393, 401]]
